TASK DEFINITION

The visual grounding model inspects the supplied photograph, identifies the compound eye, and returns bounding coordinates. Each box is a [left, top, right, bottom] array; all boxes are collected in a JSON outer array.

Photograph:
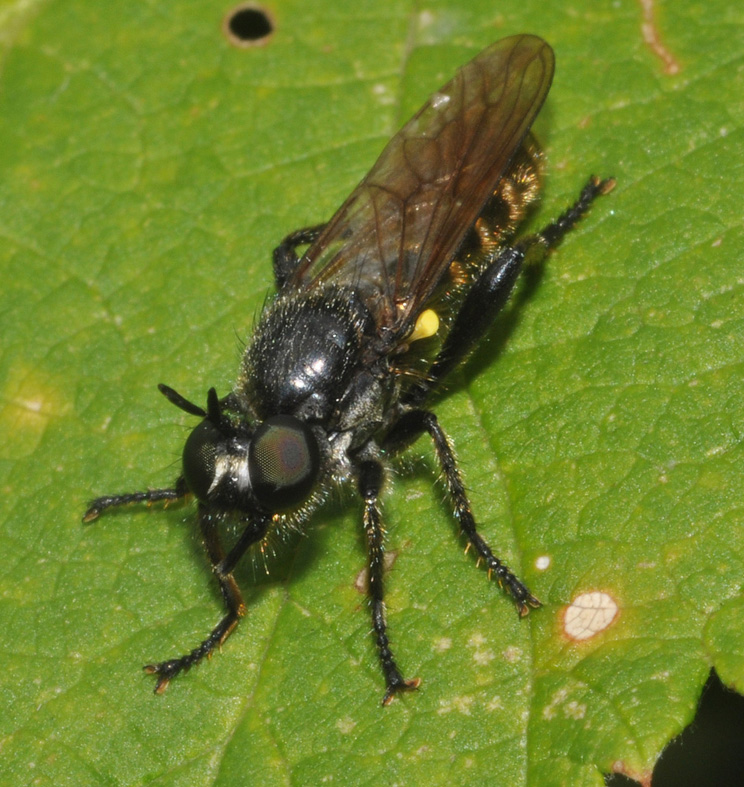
[[249, 415, 320, 511], [182, 419, 222, 502]]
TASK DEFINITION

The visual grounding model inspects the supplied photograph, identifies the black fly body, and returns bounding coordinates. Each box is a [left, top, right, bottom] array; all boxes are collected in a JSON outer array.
[[85, 35, 614, 704]]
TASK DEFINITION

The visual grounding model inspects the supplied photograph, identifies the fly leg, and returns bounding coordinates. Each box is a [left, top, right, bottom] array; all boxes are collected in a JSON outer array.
[[537, 175, 615, 250], [404, 246, 523, 407], [357, 459, 421, 705], [384, 410, 540, 614], [405, 176, 614, 407], [83, 477, 189, 522], [144, 506, 269, 693], [272, 223, 327, 288]]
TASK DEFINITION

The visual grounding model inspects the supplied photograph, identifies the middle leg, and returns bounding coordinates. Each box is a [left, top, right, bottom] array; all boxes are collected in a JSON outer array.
[[384, 410, 540, 615], [357, 459, 421, 705], [272, 223, 327, 289]]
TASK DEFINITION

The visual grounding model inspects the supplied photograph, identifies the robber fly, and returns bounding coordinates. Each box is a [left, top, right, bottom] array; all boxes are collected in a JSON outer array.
[[85, 34, 614, 704]]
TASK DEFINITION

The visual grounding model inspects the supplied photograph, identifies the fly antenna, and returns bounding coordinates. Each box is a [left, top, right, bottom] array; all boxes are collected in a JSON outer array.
[[206, 387, 223, 424], [158, 383, 207, 417]]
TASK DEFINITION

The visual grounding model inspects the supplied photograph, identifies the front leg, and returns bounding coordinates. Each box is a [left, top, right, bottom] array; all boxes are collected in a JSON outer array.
[[272, 223, 327, 289], [357, 459, 421, 705], [83, 477, 189, 522], [145, 506, 269, 693], [384, 410, 540, 614]]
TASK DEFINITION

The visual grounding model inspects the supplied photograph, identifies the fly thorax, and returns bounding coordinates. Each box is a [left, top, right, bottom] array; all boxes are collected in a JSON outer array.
[[333, 368, 393, 444], [242, 287, 373, 421]]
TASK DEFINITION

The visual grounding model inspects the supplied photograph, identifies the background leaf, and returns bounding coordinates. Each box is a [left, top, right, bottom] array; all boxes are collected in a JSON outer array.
[[1, 0, 742, 785]]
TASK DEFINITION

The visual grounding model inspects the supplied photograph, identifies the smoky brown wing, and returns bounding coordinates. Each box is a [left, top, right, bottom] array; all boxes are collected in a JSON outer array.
[[287, 35, 554, 334]]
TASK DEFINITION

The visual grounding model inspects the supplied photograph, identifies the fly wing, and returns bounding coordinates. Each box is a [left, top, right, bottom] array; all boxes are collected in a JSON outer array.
[[286, 35, 554, 335]]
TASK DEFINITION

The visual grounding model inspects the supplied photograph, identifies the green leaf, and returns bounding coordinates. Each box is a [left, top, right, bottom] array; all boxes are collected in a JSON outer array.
[[1, 0, 742, 785]]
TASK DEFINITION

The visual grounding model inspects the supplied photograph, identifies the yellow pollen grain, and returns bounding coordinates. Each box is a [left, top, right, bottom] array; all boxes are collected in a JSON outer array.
[[410, 309, 439, 342]]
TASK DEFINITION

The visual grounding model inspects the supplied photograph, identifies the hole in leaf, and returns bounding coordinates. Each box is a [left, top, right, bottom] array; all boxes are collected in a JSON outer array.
[[224, 4, 274, 47], [604, 670, 744, 786]]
